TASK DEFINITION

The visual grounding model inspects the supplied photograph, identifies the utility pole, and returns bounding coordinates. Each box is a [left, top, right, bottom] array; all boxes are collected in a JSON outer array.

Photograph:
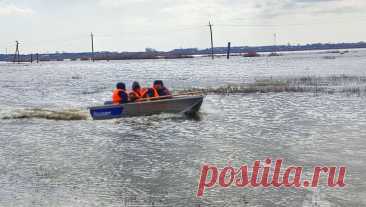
[[208, 21, 214, 60], [274, 33, 277, 53], [227, 42, 231, 59], [13, 41, 20, 63], [91, 32, 95, 62]]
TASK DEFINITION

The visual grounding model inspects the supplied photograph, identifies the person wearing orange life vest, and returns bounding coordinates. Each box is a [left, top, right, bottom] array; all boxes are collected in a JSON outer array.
[[145, 80, 171, 98], [128, 81, 147, 102], [112, 82, 129, 104]]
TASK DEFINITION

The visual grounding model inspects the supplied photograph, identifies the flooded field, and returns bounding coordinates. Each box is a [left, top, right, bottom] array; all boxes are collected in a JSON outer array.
[[0, 50, 366, 206]]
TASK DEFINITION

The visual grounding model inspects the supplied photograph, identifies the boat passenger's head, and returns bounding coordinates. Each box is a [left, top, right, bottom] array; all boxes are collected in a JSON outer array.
[[132, 81, 141, 91], [116, 82, 126, 90], [153, 80, 164, 89]]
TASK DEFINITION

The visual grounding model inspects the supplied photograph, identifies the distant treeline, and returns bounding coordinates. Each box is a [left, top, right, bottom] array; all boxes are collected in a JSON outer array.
[[1, 42, 365, 62], [0, 51, 194, 62], [197, 42, 366, 54]]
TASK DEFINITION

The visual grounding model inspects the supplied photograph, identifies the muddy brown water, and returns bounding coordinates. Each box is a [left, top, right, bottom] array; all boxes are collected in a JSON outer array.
[[1, 50, 366, 206]]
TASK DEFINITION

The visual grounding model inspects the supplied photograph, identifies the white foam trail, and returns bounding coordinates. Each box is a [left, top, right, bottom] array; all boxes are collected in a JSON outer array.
[[1, 108, 89, 121]]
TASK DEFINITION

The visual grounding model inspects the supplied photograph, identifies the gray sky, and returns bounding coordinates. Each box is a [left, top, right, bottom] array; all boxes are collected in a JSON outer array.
[[1, 0, 366, 53]]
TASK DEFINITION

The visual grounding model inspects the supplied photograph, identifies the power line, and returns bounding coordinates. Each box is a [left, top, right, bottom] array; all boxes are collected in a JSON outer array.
[[3, 18, 365, 54], [215, 18, 366, 28]]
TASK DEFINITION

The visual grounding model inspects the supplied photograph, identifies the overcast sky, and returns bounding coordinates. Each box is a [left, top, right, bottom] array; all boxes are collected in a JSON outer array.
[[1, 0, 366, 53]]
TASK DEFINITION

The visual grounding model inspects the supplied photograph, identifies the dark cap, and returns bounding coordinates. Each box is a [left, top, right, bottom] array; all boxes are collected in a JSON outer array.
[[153, 80, 164, 86], [116, 82, 126, 90], [132, 81, 141, 90]]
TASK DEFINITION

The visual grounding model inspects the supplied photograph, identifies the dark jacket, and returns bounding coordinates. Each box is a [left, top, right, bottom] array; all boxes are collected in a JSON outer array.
[[119, 90, 129, 103], [156, 87, 170, 96]]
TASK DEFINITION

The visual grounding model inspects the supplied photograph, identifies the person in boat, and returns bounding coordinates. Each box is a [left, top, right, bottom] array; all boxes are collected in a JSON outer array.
[[145, 80, 171, 98], [154, 80, 171, 96], [112, 82, 129, 104], [129, 81, 146, 102]]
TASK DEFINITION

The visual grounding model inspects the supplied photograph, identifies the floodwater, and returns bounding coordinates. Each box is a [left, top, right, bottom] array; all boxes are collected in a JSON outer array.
[[0, 50, 366, 206]]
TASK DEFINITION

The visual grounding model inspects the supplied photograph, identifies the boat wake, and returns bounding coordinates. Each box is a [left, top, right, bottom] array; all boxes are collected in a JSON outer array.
[[2, 108, 88, 121], [179, 75, 366, 96]]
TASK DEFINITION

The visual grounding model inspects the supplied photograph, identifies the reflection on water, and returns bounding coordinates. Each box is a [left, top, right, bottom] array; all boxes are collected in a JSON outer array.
[[0, 51, 366, 206]]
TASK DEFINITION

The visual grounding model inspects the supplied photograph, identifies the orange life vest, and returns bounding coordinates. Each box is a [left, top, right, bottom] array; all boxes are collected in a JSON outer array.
[[130, 88, 146, 99], [147, 87, 159, 98], [112, 89, 125, 104]]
